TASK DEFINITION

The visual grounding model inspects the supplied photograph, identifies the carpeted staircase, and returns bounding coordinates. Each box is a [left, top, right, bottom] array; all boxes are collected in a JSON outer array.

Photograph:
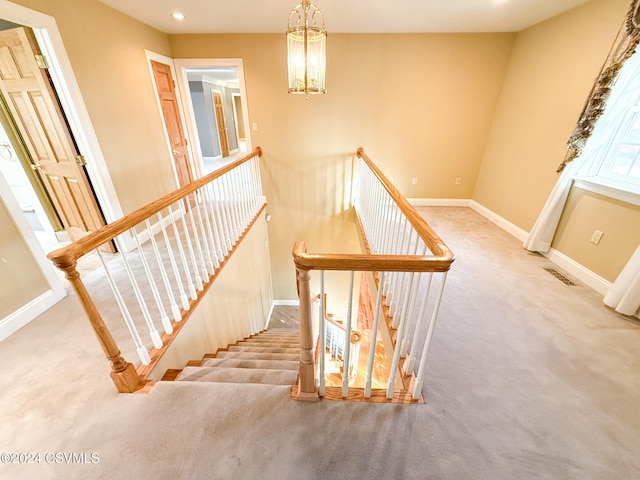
[[164, 329, 300, 387]]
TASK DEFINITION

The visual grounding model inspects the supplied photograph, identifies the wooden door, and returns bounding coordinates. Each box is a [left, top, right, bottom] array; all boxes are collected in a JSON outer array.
[[213, 92, 229, 158], [150, 60, 193, 188], [0, 27, 105, 240]]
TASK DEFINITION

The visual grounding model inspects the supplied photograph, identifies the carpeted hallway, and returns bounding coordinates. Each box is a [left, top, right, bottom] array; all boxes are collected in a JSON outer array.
[[1, 207, 639, 479]]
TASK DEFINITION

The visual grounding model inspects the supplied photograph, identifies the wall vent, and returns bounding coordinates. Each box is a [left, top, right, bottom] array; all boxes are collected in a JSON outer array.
[[543, 267, 578, 287]]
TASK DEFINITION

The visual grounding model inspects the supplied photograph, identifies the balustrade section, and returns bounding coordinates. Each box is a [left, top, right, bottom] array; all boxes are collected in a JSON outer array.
[[48, 148, 266, 392], [293, 147, 454, 401]]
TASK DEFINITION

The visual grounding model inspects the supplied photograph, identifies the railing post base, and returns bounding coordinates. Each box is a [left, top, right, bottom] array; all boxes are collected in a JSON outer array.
[[295, 386, 319, 402], [110, 362, 147, 393]]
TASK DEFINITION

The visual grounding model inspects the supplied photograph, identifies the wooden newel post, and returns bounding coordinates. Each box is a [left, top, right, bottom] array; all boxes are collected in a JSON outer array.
[[54, 258, 146, 393], [296, 266, 319, 401]]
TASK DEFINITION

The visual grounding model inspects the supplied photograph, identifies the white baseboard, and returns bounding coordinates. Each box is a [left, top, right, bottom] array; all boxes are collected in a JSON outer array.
[[544, 248, 612, 296], [408, 198, 471, 207], [0, 289, 66, 342], [266, 300, 300, 329], [272, 300, 300, 306], [408, 197, 611, 296], [468, 200, 529, 242]]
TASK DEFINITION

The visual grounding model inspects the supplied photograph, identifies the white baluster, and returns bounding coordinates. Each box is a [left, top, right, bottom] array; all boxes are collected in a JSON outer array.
[[318, 271, 326, 396], [215, 178, 234, 250], [96, 250, 151, 365], [201, 184, 224, 266], [224, 172, 241, 240], [157, 212, 190, 311], [192, 191, 215, 276], [176, 201, 204, 291], [365, 271, 385, 398], [207, 182, 229, 263], [131, 229, 173, 335], [392, 231, 419, 329], [199, 187, 220, 275], [167, 205, 197, 300], [185, 194, 209, 281], [239, 163, 250, 226], [113, 237, 163, 349], [145, 219, 181, 322], [195, 188, 217, 275], [412, 272, 448, 399], [342, 270, 355, 398], [388, 217, 409, 316], [403, 271, 433, 375]]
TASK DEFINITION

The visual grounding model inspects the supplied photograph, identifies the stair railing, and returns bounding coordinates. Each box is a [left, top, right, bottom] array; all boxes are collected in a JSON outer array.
[[321, 296, 362, 382], [293, 147, 455, 401], [48, 147, 266, 392]]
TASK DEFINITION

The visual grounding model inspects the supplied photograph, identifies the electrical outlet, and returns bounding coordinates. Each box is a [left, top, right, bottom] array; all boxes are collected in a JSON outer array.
[[455, 177, 462, 185], [591, 230, 604, 244], [251, 123, 258, 132], [412, 177, 418, 185]]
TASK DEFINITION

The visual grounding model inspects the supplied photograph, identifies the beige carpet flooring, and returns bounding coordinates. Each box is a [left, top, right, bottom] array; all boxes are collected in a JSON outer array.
[[1, 206, 639, 479]]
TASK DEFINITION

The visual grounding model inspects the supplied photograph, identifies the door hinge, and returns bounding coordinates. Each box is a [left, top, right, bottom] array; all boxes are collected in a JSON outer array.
[[34, 54, 49, 69], [75, 155, 87, 166]]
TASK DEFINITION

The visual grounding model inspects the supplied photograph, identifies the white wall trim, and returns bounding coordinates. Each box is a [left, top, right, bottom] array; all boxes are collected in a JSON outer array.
[[543, 248, 612, 296], [272, 300, 300, 306], [468, 200, 529, 242], [0, 156, 66, 340], [409, 197, 612, 297], [408, 198, 471, 207], [265, 300, 300, 330], [0, 289, 65, 342]]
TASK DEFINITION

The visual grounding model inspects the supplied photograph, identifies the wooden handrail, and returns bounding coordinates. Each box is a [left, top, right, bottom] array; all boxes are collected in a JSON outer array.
[[356, 147, 453, 263], [47, 146, 264, 393], [294, 148, 454, 401], [47, 146, 262, 269], [292, 148, 454, 274], [322, 295, 362, 344]]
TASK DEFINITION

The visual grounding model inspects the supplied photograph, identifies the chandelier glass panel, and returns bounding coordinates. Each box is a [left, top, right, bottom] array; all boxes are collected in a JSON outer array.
[[287, 0, 327, 95]]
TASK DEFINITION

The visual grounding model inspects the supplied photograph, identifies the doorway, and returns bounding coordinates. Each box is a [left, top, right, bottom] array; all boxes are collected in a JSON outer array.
[[173, 59, 252, 176], [0, 3, 121, 340]]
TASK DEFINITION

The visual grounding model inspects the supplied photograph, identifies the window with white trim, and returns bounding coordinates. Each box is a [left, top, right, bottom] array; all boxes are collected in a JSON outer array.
[[574, 51, 640, 205]]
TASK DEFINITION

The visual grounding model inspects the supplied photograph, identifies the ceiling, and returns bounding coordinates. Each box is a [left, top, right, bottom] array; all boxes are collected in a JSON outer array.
[[99, 0, 591, 34]]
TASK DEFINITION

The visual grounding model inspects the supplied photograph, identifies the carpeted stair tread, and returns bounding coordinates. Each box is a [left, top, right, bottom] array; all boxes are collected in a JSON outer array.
[[243, 339, 299, 345], [200, 358, 298, 370], [178, 366, 298, 385], [215, 351, 299, 361], [251, 332, 299, 338], [229, 346, 299, 354], [240, 342, 299, 350]]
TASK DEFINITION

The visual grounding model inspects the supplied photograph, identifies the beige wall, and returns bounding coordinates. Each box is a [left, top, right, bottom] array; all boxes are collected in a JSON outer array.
[[473, 0, 637, 282], [0, 0, 180, 323], [10, 0, 178, 213], [2, 0, 634, 323], [0, 199, 48, 318], [169, 32, 515, 298], [553, 188, 640, 282]]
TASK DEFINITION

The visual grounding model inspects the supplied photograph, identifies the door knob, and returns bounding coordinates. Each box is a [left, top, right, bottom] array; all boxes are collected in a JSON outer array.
[[30, 163, 42, 171]]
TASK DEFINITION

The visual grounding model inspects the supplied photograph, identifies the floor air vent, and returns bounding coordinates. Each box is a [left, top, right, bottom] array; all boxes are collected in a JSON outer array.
[[543, 267, 578, 287]]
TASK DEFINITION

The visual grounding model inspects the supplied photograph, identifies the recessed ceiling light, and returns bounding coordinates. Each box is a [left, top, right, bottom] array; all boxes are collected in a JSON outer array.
[[171, 12, 185, 21]]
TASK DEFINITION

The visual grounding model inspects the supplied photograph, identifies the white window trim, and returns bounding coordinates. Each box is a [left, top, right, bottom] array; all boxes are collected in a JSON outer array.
[[573, 176, 640, 207]]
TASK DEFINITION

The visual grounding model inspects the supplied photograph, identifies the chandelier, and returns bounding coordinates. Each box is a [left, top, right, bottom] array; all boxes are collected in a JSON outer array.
[[286, 0, 327, 95]]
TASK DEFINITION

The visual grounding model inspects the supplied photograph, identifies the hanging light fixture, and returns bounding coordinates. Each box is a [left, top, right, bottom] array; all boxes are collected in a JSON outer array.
[[287, 0, 327, 95]]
